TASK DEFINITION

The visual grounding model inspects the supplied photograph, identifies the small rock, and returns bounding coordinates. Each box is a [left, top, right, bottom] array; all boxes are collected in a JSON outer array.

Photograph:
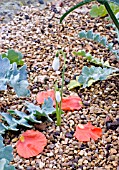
[[38, 0, 44, 4], [83, 101, 90, 106], [110, 148, 117, 154], [24, 15, 29, 20], [12, 137, 18, 142], [78, 159, 83, 165], [48, 23, 52, 28], [79, 150, 85, 156], [65, 132, 73, 138]]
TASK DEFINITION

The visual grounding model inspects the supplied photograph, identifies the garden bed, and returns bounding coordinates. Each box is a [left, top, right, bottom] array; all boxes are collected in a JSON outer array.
[[0, 0, 119, 169]]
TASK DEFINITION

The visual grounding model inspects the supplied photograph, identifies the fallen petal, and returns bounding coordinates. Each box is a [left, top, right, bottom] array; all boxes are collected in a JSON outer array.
[[61, 96, 82, 111], [36, 90, 55, 104], [74, 122, 102, 142], [16, 130, 47, 158]]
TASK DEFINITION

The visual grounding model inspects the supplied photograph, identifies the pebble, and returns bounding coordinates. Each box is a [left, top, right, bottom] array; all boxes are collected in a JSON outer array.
[[110, 148, 117, 154], [38, 0, 44, 4], [12, 137, 18, 142], [65, 132, 73, 138]]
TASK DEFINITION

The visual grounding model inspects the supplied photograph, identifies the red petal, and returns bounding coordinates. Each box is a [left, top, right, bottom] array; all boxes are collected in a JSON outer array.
[[74, 122, 102, 142], [36, 90, 82, 111], [36, 90, 55, 104], [16, 130, 47, 158], [61, 96, 82, 111]]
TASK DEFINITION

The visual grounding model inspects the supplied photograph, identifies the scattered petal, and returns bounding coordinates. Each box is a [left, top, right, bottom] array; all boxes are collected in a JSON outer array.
[[74, 122, 102, 142], [16, 130, 47, 158], [36, 90, 55, 104], [61, 96, 82, 111], [36, 90, 82, 111]]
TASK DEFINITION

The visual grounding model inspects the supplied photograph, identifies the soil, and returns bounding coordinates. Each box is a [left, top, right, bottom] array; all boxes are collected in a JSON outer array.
[[0, 0, 119, 170]]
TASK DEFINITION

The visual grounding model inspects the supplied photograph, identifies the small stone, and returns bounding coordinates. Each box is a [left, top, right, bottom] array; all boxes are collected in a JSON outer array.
[[110, 148, 117, 154], [38, 0, 44, 4], [36, 160, 45, 168], [83, 160, 88, 164], [78, 159, 83, 165], [48, 23, 52, 28], [112, 161, 118, 166], [24, 15, 29, 20], [12, 137, 18, 142], [83, 101, 90, 106], [65, 132, 73, 138], [79, 150, 85, 156]]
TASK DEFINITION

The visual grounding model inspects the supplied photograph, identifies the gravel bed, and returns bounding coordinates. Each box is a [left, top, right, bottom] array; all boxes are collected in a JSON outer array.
[[0, 0, 54, 23], [0, 0, 119, 169]]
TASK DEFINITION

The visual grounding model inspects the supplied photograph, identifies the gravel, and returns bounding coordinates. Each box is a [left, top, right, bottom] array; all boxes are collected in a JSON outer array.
[[0, 0, 119, 169]]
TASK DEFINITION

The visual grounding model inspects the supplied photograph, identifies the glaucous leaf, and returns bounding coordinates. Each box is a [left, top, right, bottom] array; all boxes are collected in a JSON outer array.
[[0, 123, 6, 134], [0, 158, 15, 170], [78, 66, 118, 88], [0, 57, 30, 97], [0, 56, 11, 78], [0, 146, 13, 162]]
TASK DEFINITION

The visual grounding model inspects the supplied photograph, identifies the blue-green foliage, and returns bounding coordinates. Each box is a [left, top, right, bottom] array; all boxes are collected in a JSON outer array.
[[78, 66, 118, 88], [0, 98, 56, 134], [108, 0, 119, 5], [0, 135, 15, 170], [0, 56, 30, 97], [79, 30, 113, 49], [79, 30, 119, 59]]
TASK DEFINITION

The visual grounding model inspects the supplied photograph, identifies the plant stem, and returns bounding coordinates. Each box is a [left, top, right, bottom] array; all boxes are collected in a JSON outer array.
[[54, 81, 60, 125], [59, 50, 66, 99], [60, 0, 95, 23], [56, 50, 66, 126], [56, 101, 61, 126], [97, 0, 119, 30]]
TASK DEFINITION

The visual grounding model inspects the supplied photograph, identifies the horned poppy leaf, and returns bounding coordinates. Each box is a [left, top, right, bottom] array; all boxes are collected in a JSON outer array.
[[36, 90, 55, 104], [61, 96, 82, 111], [74, 122, 102, 142], [16, 130, 47, 158]]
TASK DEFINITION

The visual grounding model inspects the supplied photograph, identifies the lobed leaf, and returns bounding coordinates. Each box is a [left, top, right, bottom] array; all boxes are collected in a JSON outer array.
[[73, 50, 110, 67], [2, 49, 24, 66], [41, 97, 56, 121], [0, 56, 11, 79], [0, 134, 15, 170], [0, 146, 13, 162], [79, 30, 109, 48], [26, 98, 55, 122], [68, 80, 81, 90], [78, 66, 118, 88], [0, 112, 18, 131], [0, 57, 30, 97], [0, 158, 15, 170], [79, 30, 119, 58], [8, 110, 33, 128]]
